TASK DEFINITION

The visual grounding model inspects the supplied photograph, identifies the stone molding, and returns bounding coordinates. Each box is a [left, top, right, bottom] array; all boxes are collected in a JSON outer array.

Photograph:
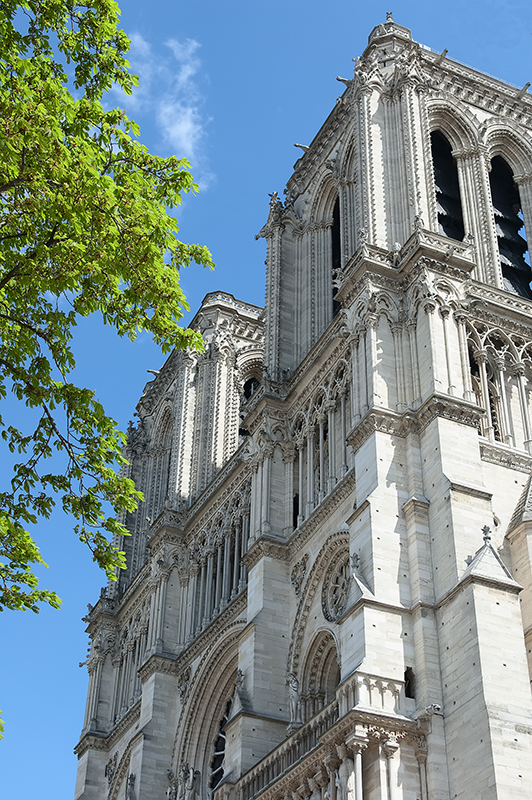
[[243, 537, 288, 571], [347, 395, 484, 453], [480, 442, 532, 473]]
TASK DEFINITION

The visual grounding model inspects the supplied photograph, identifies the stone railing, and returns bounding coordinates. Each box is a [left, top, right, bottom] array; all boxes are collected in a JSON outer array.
[[237, 702, 339, 800], [224, 670, 414, 800], [337, 670, 412, 717]]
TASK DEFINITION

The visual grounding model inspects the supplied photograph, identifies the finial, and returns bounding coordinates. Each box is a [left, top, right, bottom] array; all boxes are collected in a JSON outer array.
[[482, 525, 491, 544], [386, 11, 393, 22]]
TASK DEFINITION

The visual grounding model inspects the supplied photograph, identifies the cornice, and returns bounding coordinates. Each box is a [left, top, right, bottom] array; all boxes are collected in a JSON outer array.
[[347, 395, 484, 454], [466, 282, 532, 332], [243, 537, 288, 570], [74, 700, 142, 756], [74, 731, 108, 757], [479, 441, 532, 474]]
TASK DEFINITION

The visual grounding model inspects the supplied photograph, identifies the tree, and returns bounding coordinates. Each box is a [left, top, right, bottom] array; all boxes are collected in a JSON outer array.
[[0, 0, 213, 615]]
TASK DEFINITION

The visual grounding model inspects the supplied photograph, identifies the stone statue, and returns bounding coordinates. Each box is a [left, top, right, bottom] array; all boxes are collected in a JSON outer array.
[[185, 768, 201, 800], [335, 743, 355, 800], [287, 672, 302, 726]]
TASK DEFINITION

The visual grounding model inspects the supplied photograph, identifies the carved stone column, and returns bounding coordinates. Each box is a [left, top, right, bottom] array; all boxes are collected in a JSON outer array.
[[346, 735, 369, 800], [283, 443, 296, 533], [439, 306, 456, 396], [305, 426, 315, 516], [203, 547, 215, 625], [513, 362, 532, 452], [391, 322, 406, 411], [339, 389, 348, 475], [296, 436, 305, 524], [239, 507, 250, 590], [325, 400, 337, 491], [318, 413, 326, 502], [214, 535, 223, 613], [221, 526, 232, 608], [495, 357, 514, 446], [232, 519, 241, 598], [414, 738, 428, 800], [406, 319, 421, 406], [261, 443, 273, 535], [454, 311, 475, 402], [186, 559, 200, 642], [475, 350, 494, 441], [383, 736, 400, 800]]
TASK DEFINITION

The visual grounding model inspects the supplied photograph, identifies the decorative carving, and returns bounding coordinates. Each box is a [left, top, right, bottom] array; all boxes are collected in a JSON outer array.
[[287, 672, 303, 731], [178, 667, 192, 703], [291, 553, 309, 596], [104, 752, 118, 790], [322, 555, 351, 622]]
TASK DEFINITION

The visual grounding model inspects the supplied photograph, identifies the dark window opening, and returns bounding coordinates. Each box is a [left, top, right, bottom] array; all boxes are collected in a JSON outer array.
[[243, 377, 260, 400], [404, 667, 415, 699], [209, 699, 232, 791], [292, 493, 299, 529], [431, 131, 465, 242], [489, 155, 532, 299], [332, 197, 341, 317]]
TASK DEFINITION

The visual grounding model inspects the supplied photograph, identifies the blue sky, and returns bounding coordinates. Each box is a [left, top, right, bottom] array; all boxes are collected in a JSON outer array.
[[1, 1, 532, 797]]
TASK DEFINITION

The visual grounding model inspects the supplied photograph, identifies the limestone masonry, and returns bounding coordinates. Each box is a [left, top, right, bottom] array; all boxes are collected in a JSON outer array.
[[75, 16, 532, 800]]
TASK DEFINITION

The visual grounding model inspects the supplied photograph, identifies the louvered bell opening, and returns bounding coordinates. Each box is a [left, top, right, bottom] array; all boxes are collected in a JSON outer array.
[[490, 155, 532, 298], [431, 131, 465, 242]]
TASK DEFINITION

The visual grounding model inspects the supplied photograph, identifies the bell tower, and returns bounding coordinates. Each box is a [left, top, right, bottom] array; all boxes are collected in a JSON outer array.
[[75, 17, 532, 800]]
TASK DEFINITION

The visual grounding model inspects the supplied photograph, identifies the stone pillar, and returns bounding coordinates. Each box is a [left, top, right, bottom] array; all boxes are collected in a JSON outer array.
[[203, 547, 214, 625], [513, 363, 532, 453], [455, 311, 475, 401], [297, 437, 305, 524], [475, 350, 494, 441], [406, 319, 421, 406], [495, 357, 514, 446], [222, 526, 232, 608], [305, 426, 315, 516], [178, 576, 189, 648], [214, 537, 223, 613], [186, 560, 199, 642], [239, 509, 250, 590], [383, 737, 400, 800], [283, 444, 296, 533], [439, 306, 456, 396], [391, 322, 406, 411], [415, 740, 428, 800], [346, 735, 368, 800], [326, 400, 337, 491], [232, 519, 241, 598], [155, 571, 169, 648], [339, 389, 348, 475], [318, 414, 326, 502], [261, 444, 273, 535]]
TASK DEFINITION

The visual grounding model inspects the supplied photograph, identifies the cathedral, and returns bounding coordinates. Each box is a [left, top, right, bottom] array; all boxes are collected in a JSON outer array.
[[75, 16, 532, 800]]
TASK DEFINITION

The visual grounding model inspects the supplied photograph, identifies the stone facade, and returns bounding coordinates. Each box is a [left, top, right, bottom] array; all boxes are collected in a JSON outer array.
[[75, 16, 532, 800]]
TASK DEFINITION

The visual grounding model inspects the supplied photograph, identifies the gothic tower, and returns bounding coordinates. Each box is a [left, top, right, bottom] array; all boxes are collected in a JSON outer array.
[[75, 17, 532, 800]]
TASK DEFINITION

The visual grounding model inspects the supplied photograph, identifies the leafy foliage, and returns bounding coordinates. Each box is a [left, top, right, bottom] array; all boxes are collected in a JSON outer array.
[[0, 1, 213, 613]]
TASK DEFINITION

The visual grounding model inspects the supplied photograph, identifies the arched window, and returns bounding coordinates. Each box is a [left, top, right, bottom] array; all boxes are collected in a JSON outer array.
[[331, 196, 341, 317], [209, 699, 232, 791], [431, 131, 465, 241], [301, 631, 340, 722], [243, 376, 259, 400], [489, 155, 532, 298]]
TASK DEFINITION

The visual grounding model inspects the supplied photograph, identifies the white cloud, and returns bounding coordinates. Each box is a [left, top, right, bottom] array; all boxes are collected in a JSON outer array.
[[113, 33, 212, 185]]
